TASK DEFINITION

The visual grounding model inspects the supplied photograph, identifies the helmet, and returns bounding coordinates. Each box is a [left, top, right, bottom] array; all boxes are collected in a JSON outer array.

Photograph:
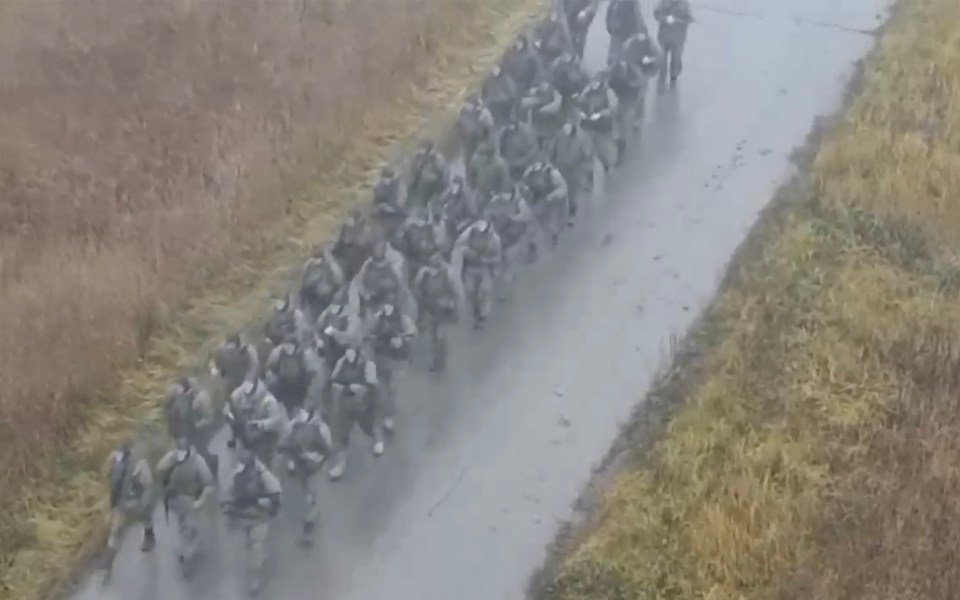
[[177, 376, 192, 392], [174, 437, 192, 463], [227, 333, 242, 347]]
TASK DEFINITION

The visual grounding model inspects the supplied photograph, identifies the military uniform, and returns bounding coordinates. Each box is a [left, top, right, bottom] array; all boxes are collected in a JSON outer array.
[[467, 138, 513, 202], [654, 0, 693, 83], [523, 162, 570, 248], [406, 144, 448, 209], [364, 304, 417, 431], [532, 11, 573, 65], [213, 336, 261, 397], [222, 452, 282, 596], [457, 99, 496, 165], [156, 444, 215, 572], [549, 52, 590, 119], [519, 82, 565, 153], [413, 256, 462, 372], [564, 0, 597, 58], [165, 378, 219, 480], [453, 222, 503, 329], [264, 297, 313, 348], [606, 0, 648, 65], [549, 122, 595, 221], [327, 350, 383, 480], [277, 410, 332, 545], [488, 188, 536, 302], [265, 341, 322, 418], [502, 35, 544, 96], [499, 121, 542, 182], [577, 79, 620, 173], [103, 446, 156, 582], [439, 179, 481, 245], [481, 67, 519, 126], [227, 380, 289, 469], [332, 214, 375, 281], [299, 247, 346, 322]]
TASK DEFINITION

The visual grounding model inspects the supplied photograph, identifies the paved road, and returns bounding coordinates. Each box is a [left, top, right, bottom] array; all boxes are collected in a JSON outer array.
[[70, 1, 887, 599]]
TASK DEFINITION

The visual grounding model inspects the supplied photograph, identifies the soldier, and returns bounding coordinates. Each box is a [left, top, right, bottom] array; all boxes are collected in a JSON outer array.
[[564, 0, 597, 58], [164, 377, 219, 481], [212, 332, 262, 415], [102, 439, 156, 585], [265, 336, 322, 418], [453, 219, 503, 330], [654, 0, 693, 86], [395, 210, 449, 280], [606, 0, 648, 65], [277, 407, 332, 546], [413, 251, 463, 372], [456, 96, 497, 165], [502, 33, 544, 97], [372, 165, 409, 240], [467, 136, 513, 203], [577, 75, 620, 173], [406, 140, 448, 209], [264, 294, 313, 348], [327, 346, 383, 480], [549, 52, 590, 118], [532, 10, 574, 65], [372, 165, 405, 212], [519, 80, 565, 153], [156, 437, 215, 576], [608, 56, 647, 159], [332, 210, 375, 281], [221, 447, 282, 597], [488, 186, 536, 301], [349, 238, 413, 322], [499, 120, 542, 182], [226, 379, 288, 469], [299, 244, 346, 322], [522, 161, 570, 248], [316, 291, 364, 373], [549, 121, 595, 223], [364, 302, 417, 433], [481, 65, 519, 127], [439, 175, 482, 243]]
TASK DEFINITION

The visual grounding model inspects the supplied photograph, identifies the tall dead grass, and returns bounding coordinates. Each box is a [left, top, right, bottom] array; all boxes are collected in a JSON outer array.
[[0, 0, 543, 597], [544, 0, 960, 597]]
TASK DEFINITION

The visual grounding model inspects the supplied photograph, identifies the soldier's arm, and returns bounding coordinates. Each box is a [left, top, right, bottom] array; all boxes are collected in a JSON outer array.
[[261, 466, 283, 497], [364, 360, 380, 387], [544, 92, 563, 114], [243, 345, 261, 384], [155, 452, 175, 482], [551, 171, 569, 200], [605, 89, 619, 114], [401, 315, 418, 337], [329, 357, 345, 384], [131, 458, 155, 511], [654, 0, 667, 21], [193, 388, 216, 430], [260, 395, 287, 434], [194, 457, 216, 507], [303, 347, 323, 377]]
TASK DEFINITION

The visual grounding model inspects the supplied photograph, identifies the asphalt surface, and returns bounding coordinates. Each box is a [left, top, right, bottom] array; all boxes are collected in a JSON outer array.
[[70, 1, 888, 599]]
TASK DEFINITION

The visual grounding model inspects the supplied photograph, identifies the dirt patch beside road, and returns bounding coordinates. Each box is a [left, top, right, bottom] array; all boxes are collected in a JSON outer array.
[[534, 0, 960, 598]]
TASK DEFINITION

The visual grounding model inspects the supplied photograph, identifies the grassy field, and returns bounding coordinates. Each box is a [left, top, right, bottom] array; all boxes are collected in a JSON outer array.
[[543, 0, 960, 598], [0, 0, 543, 598]]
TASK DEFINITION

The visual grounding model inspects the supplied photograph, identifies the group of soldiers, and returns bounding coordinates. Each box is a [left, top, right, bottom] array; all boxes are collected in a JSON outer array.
[[100, 0, 693, 596]]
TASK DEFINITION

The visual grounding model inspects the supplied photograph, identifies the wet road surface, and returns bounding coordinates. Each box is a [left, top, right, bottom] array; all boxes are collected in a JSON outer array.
[[70, 1, 888, 599]]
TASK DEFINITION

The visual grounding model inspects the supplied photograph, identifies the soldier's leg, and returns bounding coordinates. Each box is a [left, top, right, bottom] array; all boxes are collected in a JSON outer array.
[[380, 364, 396, 433], [327, 385, 351, 480], [299, 471, 320, 545], [496, 249, 516, 302], [435, 320, 449, 372], [428, 316, 444, 372], [477, 269, 494, 322], [174, 499, 200, 566], [670, 38, 685, 81], [102, 509, 128, 582], [246, 521, 270, 596], [356, 387, 385, 456], [139, 512, 156, 552]]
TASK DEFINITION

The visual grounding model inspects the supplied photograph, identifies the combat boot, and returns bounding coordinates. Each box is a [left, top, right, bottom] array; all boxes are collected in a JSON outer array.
[[327, 450, 347, 481], [141, 527, 156, 552]]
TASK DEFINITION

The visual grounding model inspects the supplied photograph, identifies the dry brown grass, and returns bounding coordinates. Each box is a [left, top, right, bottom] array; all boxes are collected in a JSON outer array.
[[544, 0, 960, 598], [0, 0, 544, 597]]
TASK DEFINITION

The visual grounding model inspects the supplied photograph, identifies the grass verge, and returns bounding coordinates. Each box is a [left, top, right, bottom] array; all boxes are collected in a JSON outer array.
[[537, 0, 960, 598], [0, 1, 544, 598]]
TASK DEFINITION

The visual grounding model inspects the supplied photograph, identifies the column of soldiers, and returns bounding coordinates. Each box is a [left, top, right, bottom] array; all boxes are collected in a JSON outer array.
[[100, 0, 692, 596]]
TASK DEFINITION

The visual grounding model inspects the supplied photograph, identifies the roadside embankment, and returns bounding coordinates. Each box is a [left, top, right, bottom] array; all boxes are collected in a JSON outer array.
[[0, 1, 542, 598], [537, 0, 960, 597]]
